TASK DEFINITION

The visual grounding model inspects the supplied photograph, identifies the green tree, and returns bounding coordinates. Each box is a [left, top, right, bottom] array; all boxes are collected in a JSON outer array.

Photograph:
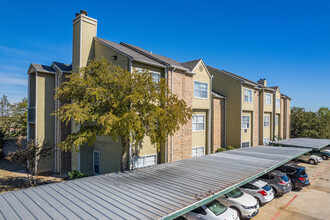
[[9, 98, 28, 136], [291, 106, 329, 138], [54, 59, 192, 171], [0, 94, 10, 132]]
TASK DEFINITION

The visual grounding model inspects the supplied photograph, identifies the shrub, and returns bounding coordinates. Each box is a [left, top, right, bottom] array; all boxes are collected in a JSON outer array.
[[68, 170, 87, 179]]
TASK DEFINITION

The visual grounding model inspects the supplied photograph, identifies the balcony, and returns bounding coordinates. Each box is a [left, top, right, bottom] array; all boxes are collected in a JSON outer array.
[[28, 107, 35, 123]]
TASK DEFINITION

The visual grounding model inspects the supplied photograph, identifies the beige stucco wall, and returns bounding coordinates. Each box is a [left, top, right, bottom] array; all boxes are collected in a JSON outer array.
[[35, 72, 55, 173], [192, 62, 210, 110], [132, 62, 164, 76], [275, 90, 281, 114], [192, 110, 207, 149], [94, 41, 129, 70], [242, 85, 254, 111], [209, 68, 242, 148], [242, 111, 252, 145], [275, 113, 280, 136], [137, 136, 158, 157]]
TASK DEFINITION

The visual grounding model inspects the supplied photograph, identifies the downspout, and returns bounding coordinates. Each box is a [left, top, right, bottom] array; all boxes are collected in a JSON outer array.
[[128, 58, 133, 170], [224, 96, 227, 148], [164, 66, 168, 163], [240, 82, 243, 148], [171, 67, 176, 162], [208, 75, 213, 154]]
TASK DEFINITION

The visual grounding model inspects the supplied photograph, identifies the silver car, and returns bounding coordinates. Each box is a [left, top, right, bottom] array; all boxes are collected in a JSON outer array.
[[297, 153, 322, 165], [257, 170, 292, 196], [239, 179, 275, 206]]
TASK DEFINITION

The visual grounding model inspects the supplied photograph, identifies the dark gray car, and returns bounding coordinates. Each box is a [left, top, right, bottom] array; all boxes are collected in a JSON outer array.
[[257, 170, 292, 196]]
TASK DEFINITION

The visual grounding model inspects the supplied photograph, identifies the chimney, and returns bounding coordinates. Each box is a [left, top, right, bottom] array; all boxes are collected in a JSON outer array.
[[72, 10, 98, 73], [258, 78, 267, 87]]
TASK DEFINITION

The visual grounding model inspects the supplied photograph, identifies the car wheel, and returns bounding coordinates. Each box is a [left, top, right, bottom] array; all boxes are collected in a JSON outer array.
[[322, 155, 328, 160], [230, 207, 242, 219], [272, 186, 278, 196], [255, 197, 262, 207], [309, 159, 316, 165]]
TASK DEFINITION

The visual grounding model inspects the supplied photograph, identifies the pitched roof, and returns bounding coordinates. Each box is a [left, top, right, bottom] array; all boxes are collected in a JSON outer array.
[[95, 37, 165, 67], [206, 65, 263, 87], [120, 42, 190, 71], [181, 59, 202, 71], [53, 62, 72, 72], [30, 63, 56, 73]]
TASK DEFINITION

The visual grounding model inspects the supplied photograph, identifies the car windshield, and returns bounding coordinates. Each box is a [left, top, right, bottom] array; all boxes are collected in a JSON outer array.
[[280, 175, 289, 182], [299, 169, 306, 175], [227, 189, 244, 198], [262, 184, 272, 191], [206, 200, 228, 216]]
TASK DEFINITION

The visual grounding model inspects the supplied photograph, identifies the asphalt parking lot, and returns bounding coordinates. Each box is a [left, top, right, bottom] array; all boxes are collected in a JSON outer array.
[[254, 159, 330, 220]]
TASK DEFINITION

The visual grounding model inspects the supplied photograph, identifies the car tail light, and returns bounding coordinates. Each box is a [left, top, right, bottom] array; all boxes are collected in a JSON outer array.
[[278, 181, 286, 185], [257, 190, 267, 196], [299, 177, 306, 181]]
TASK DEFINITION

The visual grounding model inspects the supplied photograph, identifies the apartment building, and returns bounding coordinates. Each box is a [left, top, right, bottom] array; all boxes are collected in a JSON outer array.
[[207, 67, 291, 148], [27, 11, 224, 175]]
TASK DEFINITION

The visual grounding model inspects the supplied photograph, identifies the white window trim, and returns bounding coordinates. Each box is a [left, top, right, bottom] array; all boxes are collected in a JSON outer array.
[[192, 146, 205, 158], [133, 154, 157, 169], [276, 98, 280, 108], [194, 80, 209, 99], [93, 150, 100, 175], [265, 94, 272, 106], [264, 116, 270, 127], [242, 141, 250, 148], [242, 115, 250, 129], [244, 89, 253, 103], [192, 114, 205, 132]]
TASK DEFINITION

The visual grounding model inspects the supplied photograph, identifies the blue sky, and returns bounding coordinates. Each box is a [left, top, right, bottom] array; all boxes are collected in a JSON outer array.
[[1, 0, 329, 111]]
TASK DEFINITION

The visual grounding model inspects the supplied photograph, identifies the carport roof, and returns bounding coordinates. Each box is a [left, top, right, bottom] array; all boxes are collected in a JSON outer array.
[[0, 146, 310, 220], [270, 138, 330, 150]]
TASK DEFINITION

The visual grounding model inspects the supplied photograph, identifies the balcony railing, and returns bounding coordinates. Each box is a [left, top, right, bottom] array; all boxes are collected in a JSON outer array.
[[28, 107, 35, 123]]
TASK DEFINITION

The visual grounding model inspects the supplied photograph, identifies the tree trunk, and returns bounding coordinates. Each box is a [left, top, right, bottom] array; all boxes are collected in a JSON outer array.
[[120, 137, 129, 171]]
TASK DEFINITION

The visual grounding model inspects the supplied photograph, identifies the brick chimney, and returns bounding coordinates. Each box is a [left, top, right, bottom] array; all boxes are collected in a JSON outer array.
[[72, 10, 97, 73], [258, 78, 267, 87]]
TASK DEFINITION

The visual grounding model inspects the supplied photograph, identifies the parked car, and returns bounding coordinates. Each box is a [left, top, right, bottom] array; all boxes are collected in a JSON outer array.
[[217, 188, 258, 219], [297, 153, 322, 165], [239, 179, 274, 206], [183, 200, 239, 220], [257, 170, 292, 196], [311, 150, 330, 160], [276, 163, 310, 189]]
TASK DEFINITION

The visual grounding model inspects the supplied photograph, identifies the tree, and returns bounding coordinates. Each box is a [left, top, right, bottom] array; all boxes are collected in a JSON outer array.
[[9, 98, 28, 136], [55, 59, 192, 171], [291, 106, 330, 138], [6, 137, 51, 185], [0, 94, 10, 132]]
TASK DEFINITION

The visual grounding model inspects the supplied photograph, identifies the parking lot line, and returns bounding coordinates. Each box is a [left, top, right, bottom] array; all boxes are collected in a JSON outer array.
[[271, 195, 298, 220]]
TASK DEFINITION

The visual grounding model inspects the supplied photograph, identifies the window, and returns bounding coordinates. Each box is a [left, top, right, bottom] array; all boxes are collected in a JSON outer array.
[[265, 94, 272, 106], [152, 72, 160, 83], [264, 116, 270, 127], [263, 137, 270, 145], [194, 81, 208, 98], [276, 98, 280, 108], [93, 151, 100, 175], [192, 115, 205, 131], [133, 154, 156, 169], [244, 89, 252, 103], [192, 146, 204, 158], [275, 115, 279, 126], [242, 116, 250, 129], [242, 142, 250, 148]]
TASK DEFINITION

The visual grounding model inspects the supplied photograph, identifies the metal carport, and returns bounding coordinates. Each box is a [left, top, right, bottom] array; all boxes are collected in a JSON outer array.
[[0, 146, 311, 220], [270, 138, 330, 150]]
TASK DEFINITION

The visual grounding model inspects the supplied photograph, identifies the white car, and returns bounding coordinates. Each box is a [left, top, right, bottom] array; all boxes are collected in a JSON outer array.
[[217, 188, 259, 219], [239, 179, 274, 206], [297, 153, 322, 165], [183, 200, 239, 220]]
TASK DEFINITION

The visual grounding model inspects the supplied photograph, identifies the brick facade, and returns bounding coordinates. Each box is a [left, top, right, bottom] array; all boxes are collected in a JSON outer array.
[[253, 90, 259, 146], [212, 98, 221, 152], [167, 69, 194, 161]]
